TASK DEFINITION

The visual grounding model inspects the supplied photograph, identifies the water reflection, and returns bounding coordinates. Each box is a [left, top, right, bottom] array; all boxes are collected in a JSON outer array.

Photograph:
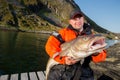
[[0, 30, 49, 75]]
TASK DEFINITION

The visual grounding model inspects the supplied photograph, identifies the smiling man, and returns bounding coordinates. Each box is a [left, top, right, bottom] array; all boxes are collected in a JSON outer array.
[[45, 9, 107, 80]]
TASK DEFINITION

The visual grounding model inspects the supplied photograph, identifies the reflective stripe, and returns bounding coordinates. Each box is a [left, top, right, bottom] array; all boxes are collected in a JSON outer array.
[[52, 52, 59, 59], [52, 31, 59, 37], [52, 31, 65, 44]]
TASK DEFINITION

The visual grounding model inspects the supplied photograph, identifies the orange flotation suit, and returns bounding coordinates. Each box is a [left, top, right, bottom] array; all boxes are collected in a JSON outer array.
[[45, 23, 107, 64]]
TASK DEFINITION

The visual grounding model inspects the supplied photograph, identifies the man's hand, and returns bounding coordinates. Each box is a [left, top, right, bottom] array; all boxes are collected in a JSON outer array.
[[65, 56, 78, 65]]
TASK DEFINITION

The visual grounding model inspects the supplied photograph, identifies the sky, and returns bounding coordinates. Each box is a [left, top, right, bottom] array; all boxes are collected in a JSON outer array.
[[74, 0, 120, 33]]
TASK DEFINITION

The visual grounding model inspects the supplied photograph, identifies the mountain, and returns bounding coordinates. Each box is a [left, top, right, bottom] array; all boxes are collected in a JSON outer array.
[[0, 0, 118, 39]]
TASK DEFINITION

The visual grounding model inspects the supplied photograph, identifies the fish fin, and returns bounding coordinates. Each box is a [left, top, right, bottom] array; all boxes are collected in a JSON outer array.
[[59, 49, 69, 57]]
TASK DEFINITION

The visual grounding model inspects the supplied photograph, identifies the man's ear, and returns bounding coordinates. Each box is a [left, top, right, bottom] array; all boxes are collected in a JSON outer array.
[[69, 20, 72, 24], [69, 20, 71, 23]]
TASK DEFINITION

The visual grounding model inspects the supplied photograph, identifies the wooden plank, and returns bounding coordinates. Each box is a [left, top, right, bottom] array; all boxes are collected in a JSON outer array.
[[10, 74, 18, 80], [37, 71, 45, 80], [29, 72, 38, 80], [0, 75, 9, 80], [20, 73, 28, 80]]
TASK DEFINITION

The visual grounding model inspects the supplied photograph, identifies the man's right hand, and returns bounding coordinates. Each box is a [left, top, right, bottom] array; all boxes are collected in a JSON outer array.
[[65, 56, 78, 65]]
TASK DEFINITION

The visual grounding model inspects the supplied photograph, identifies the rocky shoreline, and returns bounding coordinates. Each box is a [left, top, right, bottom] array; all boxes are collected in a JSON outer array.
[[0, 27, 52, 34], [91, 42, 120, 80]]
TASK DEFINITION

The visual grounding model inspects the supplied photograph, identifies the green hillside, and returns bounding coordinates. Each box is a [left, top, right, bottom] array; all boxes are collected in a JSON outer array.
[[0, 0, 118, 39]]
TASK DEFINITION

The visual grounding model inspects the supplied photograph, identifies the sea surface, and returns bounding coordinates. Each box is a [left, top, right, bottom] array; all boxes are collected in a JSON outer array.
[[0, 30, 49, 75]]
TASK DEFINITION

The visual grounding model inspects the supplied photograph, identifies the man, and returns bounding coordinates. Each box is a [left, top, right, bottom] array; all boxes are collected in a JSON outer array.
[[45, 9, 107, 80]]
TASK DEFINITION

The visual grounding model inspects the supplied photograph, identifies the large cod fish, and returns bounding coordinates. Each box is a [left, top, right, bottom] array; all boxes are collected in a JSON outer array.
[[46, 34, 107, 80]]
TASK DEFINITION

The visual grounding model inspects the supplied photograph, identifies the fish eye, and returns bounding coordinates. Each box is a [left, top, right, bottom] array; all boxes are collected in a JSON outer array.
[[83, 37, 88, 41]]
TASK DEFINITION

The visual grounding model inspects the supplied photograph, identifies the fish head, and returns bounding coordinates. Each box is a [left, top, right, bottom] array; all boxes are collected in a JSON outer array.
[[74, 34, 107, 52]]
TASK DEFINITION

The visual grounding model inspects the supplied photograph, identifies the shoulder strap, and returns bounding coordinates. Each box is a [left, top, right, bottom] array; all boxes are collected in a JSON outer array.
[[52, 31, 65, 44]]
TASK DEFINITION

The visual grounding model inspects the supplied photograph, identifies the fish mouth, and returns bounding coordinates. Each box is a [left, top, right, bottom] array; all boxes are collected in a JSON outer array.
[[89, 37, 107, 51]]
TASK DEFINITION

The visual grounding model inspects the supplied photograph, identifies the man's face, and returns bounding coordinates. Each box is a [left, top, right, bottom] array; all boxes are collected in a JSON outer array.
[[69, 15, 84, 30]]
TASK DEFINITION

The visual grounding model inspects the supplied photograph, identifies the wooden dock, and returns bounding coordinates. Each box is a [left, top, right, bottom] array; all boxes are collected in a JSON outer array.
[[0, 71, 46, 80]]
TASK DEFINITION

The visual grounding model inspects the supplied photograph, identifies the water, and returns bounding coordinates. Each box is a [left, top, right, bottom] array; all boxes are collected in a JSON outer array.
[[106, 39, 120, 49], [0, 30, 50, 75], [0, 30, 119, 75]]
